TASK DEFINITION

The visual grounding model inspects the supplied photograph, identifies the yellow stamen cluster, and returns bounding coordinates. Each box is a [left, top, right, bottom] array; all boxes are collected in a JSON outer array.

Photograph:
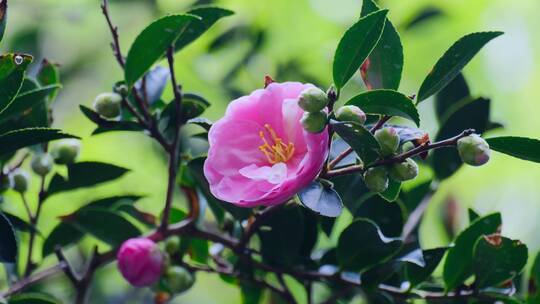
[[258, 124, 295, 164]]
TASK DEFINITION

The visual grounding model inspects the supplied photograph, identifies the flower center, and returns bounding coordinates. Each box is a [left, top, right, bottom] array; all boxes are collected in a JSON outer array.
[[258, 124, 295, 164]]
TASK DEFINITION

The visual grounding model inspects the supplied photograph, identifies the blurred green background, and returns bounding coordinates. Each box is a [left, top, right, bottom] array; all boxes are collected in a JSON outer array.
[[1, 0, 540, 302]]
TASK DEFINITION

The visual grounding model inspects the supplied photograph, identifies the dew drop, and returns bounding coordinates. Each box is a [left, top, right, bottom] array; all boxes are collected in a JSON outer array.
[[14, 55, 23, 65]]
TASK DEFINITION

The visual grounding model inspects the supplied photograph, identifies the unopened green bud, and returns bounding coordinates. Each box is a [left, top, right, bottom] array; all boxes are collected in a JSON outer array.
[[51, 139, 81, 165], [389, 158, 419, 182], [298, 87, 328, 113], [164, 266, 195, 294], [300, 111, 327, 133], [457, 134, 490, 166], [93, 92, 122, 119], [31, 153, 54, 176], [363, 167, 389, 193], [10, 169, 29, 193], [335, 105, 366, 125], [165, 237, 181, 256], [374, 127, 400, 156]]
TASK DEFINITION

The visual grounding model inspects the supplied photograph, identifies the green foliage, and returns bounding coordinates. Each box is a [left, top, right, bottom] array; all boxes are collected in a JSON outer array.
[[0, 53, 32, 112], [0, 211, 17, 263], [333, 10, 388, 90], [0, 128, 77, 156], [331, 120, 381, 165], [7, 293, 61, 304], [345, 90, 419, 126], [417, 31, 503, 102], [487, 136, 540, 163], [298, 181, 343, 217]]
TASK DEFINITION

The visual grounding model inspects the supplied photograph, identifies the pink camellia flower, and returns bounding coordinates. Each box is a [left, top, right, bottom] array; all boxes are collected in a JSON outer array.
[[204, 82, 329, 207], [117, 238, 163, 287]]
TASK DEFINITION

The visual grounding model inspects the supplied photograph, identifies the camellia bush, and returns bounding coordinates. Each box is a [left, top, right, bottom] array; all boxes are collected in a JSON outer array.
[[2, 0, 540, 303]]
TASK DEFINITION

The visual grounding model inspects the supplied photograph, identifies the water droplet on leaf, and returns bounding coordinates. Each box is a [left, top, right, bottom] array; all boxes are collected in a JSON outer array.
[[14, 55, 23, 65]]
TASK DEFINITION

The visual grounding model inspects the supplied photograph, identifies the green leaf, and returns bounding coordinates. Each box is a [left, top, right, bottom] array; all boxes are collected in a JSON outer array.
[[0, 53, 33, 112], [0, 0, 7, 43], [0, 128, 78, 156], [405, 247, 447, 287], [401, 179, 432, 214], [241, 281, 263, 304], [8, 292, 61, 304], [298, 181, 343, 217], [47, 161, 129, 196], [378, 179, 401, 202], [332, 10, 388, 90], [486, 136, 540, 163], [443, 213, 502, 291], [81, 195, 143, 211], [528, 251, 540, 303], [360, 0, 403, 90], [468, 208, 480, 223], [472, 235, 527, 289], [345, 90, 419, 126], [258, 205, 306, 266], [79, 105, 143, 135], [417, 31, 503, 102], [124, 14, 202, 86], [0, 85, 61, 123], [337, 218, 402, 271], [0, 212, 17, 263], [354, 195, 404, 238], [2, 212, 38, 234], [435, 73, 470, 122], [42, 222, 83, 257], [432, 97, 490, 179], [63, 209, 140, 247], [331, 120, 381, 165], [36, 59, 61, 101], [175, 6, 234, 52]]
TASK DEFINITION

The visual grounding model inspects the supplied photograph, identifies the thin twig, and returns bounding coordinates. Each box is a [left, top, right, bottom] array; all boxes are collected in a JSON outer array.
[[100, 0, 124, 67]]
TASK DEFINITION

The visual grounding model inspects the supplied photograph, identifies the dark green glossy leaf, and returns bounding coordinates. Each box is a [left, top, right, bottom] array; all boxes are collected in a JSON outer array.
[[79, 105, 143, 134], [443, 213, 502, 290], [175, 6, 234, 52], [8, 292, 61, 304], [360, 0, 403, 90], [187, 117, 212, 131], [331, 120, 381, 165], [331, 173, 370, 214], [486, 136, 540, 163], [63, 209, 140, 247], [472, 235, 527, 289], [355, 195, 404, 237], [333, 10, 388, 90], [362, 260, 403, 288], [0, 128, 78, 156], [401, 180, 432, 214], [42, 222, 83, 257], [36, 59, 61, 101], [528, 251, 540, 303], [337, 218, 402, 271], [435, 73, 470, 122], [345, 90, 419, 126], [2, 212, 38, 234], [124, 14, 202, 86], [0, 211, 17, 263], [405, 247, 447, 287], [81, 195, 143, 211], [468, 208, 480, 223], [47, 161, 129, 196], [0, 53, 33, 112], [379, 179, 401, 202], [241, 281, 263, 304], [417, 31, 503, 102], [432, 97, 490, 179], [298, 181, 343, 217], [258, 205, 305, 266], [0, 0, 6, 42], [0, 85, 60, 123]]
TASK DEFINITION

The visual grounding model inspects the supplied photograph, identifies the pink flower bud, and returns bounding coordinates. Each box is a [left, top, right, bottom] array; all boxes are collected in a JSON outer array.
[[117, 238, 163, 287]]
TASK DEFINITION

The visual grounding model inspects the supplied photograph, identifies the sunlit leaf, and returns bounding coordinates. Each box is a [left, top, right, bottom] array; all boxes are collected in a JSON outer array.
[[486, 136, 540, 163]]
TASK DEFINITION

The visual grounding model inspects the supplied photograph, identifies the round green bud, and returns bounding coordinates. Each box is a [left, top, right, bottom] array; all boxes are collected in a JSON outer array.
[[374, 127, 400, 157], [164, 237, 181, 256], [389, 158, 419, 182], [93, 92, 122, 119], [335, 105, 367, 125], [51, 139, 81, 165], [300, 111, 327, 133], [31, 153, 54, 176], [363, 167, 389, 193], [0, 174, 10, 193], [298, 87, 328, 113], [164, 266, 195, 294], [10, 169, 29, 193], [457, 134, 490, 166]]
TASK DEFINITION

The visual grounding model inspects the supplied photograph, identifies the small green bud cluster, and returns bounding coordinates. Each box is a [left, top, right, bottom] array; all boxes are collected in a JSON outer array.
[[10, 169, 30, 193], [457, 134, 490, 166], [335, 105, 366, 125], [51, 139, 81, 165], [374, 127, 400, 156], [299, 87, 329, 134], [31, 153, 54, 176], [162, 266, 195, 294], [363, 167, 388, 193], [93, 92, 122, 119]]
